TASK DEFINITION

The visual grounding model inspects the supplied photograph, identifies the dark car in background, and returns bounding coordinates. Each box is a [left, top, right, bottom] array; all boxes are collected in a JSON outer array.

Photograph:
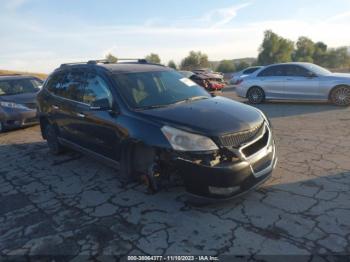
[[0, 75, 43, 132], [179, 70, 225, 92], [37, 59, 277, 199]]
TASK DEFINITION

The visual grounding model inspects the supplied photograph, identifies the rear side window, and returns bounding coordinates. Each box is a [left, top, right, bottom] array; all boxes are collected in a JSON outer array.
[[47, 71, 85, 102], [243, 67, 259, 74], [258, 65, 285, 77], [46, 73, 64, 93]]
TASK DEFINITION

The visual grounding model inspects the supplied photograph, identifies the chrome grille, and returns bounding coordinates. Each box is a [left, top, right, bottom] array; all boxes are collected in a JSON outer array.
[[219, 123, 265, 148]]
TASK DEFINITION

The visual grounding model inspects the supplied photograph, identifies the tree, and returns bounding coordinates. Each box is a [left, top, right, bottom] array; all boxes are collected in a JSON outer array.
[[313, 42, 328, 66], [294, 37, 315, 62], [257, 30, 294, 65], [324, 47, 350, 68], [145, 53, 161, 64], [105, 53, 118, 63], [216, 60, 235, 73], [167, 60, 177, 70], [180, 51, 209, 70], [235, 61, 250, 71]]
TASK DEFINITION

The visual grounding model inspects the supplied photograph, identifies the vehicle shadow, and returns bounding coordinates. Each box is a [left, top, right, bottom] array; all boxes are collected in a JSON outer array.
[[252, 101, 346, 119], [221, 87, 348, 119]]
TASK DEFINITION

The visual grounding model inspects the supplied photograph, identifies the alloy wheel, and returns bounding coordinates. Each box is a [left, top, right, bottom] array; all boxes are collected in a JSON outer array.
[[248, 87, 264, 104], [332, 86, 350, 106]]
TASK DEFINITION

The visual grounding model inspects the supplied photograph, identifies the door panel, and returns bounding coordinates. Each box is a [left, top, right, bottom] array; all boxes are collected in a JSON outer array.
[[261, 76, 285, 99], [283, 77, 320, 99], [76, 72, 121, 160], [283, 65, 321, 99]]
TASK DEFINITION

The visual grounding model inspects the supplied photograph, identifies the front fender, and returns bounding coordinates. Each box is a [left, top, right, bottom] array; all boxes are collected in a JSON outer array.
[[117, 114, 171, 149]]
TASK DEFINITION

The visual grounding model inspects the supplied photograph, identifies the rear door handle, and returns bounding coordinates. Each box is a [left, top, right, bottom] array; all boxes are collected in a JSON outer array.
[[76, 113, 85, 118], [52, 105, 59, 110]]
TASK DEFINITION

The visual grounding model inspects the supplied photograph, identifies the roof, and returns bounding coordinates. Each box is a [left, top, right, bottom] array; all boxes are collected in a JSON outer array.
[[265, 62, 313, 67], [100, 63, 171, 74], [55, 59, 172, 74]]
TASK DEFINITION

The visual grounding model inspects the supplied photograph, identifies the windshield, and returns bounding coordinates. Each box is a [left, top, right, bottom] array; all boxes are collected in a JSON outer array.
[[303, 64, 331, 76], [113, 70, 210, 109], [0, 78, 42, 96]]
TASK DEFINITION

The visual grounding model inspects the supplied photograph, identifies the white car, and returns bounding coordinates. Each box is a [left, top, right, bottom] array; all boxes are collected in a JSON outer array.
[[236, 62, 350, 106]]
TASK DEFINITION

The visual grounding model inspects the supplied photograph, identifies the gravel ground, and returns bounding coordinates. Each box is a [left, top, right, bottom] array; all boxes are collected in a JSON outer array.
[[0, 89, 349, 259]]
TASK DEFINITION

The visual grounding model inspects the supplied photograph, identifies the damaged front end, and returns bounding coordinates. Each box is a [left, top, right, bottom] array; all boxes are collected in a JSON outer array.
[[170, 122, 277, 199]]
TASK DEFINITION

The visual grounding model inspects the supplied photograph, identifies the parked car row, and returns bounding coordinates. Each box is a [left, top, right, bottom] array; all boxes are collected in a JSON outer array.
[[2, 60, 350, 200]]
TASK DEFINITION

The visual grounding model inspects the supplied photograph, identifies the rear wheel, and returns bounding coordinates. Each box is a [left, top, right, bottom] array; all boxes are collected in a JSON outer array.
[[45, 124, 65, 155], [330, 86, 350, 106], [247, 87, 265, 104]]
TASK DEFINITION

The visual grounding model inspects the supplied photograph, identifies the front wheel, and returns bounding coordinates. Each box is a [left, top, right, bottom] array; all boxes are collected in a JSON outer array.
[[330, 86, 350, 106], [247, 87, 265, 104]]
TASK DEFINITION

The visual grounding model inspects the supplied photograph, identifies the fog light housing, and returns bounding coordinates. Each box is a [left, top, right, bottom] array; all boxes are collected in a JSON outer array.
[[208, 186, 240, 196]]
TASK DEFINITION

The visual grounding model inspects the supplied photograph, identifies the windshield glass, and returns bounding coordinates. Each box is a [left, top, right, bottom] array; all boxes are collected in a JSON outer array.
[[113, 70, 210, 109], [0, 78, 42, 96], [303, 64, 331, 75]]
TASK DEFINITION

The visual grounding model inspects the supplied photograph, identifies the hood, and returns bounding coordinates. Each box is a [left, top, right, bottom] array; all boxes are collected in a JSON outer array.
[[0, 92, 38, 106], [330, 73, 350, 78], [138, 96, 264, 136]]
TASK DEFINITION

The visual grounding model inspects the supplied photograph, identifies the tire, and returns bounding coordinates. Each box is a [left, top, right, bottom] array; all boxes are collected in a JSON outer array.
[[0, 122, 4, 133], [45, 124, 65, 155], [247, 87, 265, 104], [330, 86, 350, 106]]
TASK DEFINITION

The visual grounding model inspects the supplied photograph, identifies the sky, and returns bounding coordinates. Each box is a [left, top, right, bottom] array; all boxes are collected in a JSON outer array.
[[0, 0, 350, 73]]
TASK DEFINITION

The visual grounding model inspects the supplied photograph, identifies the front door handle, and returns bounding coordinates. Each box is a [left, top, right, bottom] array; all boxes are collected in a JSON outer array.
[[52, 105, 59, 110], [76, 113, 85, 118]]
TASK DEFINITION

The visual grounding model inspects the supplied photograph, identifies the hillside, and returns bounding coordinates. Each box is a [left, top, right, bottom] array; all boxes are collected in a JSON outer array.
[[0, 69, 47, 80], [209, 57, 257, 69]]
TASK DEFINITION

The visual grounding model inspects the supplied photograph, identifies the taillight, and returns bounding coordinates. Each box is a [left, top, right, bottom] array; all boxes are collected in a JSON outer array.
[[236, 79, 244, 85]]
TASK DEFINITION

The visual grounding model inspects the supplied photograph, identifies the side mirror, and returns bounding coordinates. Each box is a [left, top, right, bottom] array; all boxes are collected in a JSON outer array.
[[90, 98, 111, 110], [306, 71, 317, 78]]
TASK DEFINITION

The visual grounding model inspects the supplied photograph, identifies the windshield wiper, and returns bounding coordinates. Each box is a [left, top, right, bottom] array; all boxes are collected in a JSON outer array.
[[174, 96, 209, 105], [137, 104, 169, 110]]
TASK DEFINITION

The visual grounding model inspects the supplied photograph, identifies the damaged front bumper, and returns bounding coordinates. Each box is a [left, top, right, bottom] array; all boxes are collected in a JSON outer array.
[[174, 123, 277, 199]]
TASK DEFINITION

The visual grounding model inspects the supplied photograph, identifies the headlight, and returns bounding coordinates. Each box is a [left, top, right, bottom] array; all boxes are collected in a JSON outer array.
[[0, 101, 28, 110], [255, 108, 271, 127], [161, 125, 219, 152]]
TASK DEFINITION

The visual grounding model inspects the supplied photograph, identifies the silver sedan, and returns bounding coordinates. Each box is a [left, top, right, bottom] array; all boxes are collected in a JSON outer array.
[[235, 62, 350, 106]]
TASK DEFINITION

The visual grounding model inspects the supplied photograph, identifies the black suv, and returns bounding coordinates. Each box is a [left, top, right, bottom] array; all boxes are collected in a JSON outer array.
[[37, 59, 277, 199]]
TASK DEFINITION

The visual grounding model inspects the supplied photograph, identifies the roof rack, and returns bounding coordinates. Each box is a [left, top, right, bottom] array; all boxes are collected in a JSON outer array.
[[60, 58, 149, 68]]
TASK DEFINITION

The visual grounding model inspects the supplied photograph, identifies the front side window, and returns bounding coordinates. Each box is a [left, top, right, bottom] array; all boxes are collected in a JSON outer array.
[[113, 70, 210, 109], [285, 65, 310, 77], [0, 78, 41, 96], [83, 73, 113, 107]]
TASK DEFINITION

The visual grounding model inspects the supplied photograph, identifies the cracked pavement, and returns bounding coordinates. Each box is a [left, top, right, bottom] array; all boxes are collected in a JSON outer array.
[[0, 90, 350, 259]]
